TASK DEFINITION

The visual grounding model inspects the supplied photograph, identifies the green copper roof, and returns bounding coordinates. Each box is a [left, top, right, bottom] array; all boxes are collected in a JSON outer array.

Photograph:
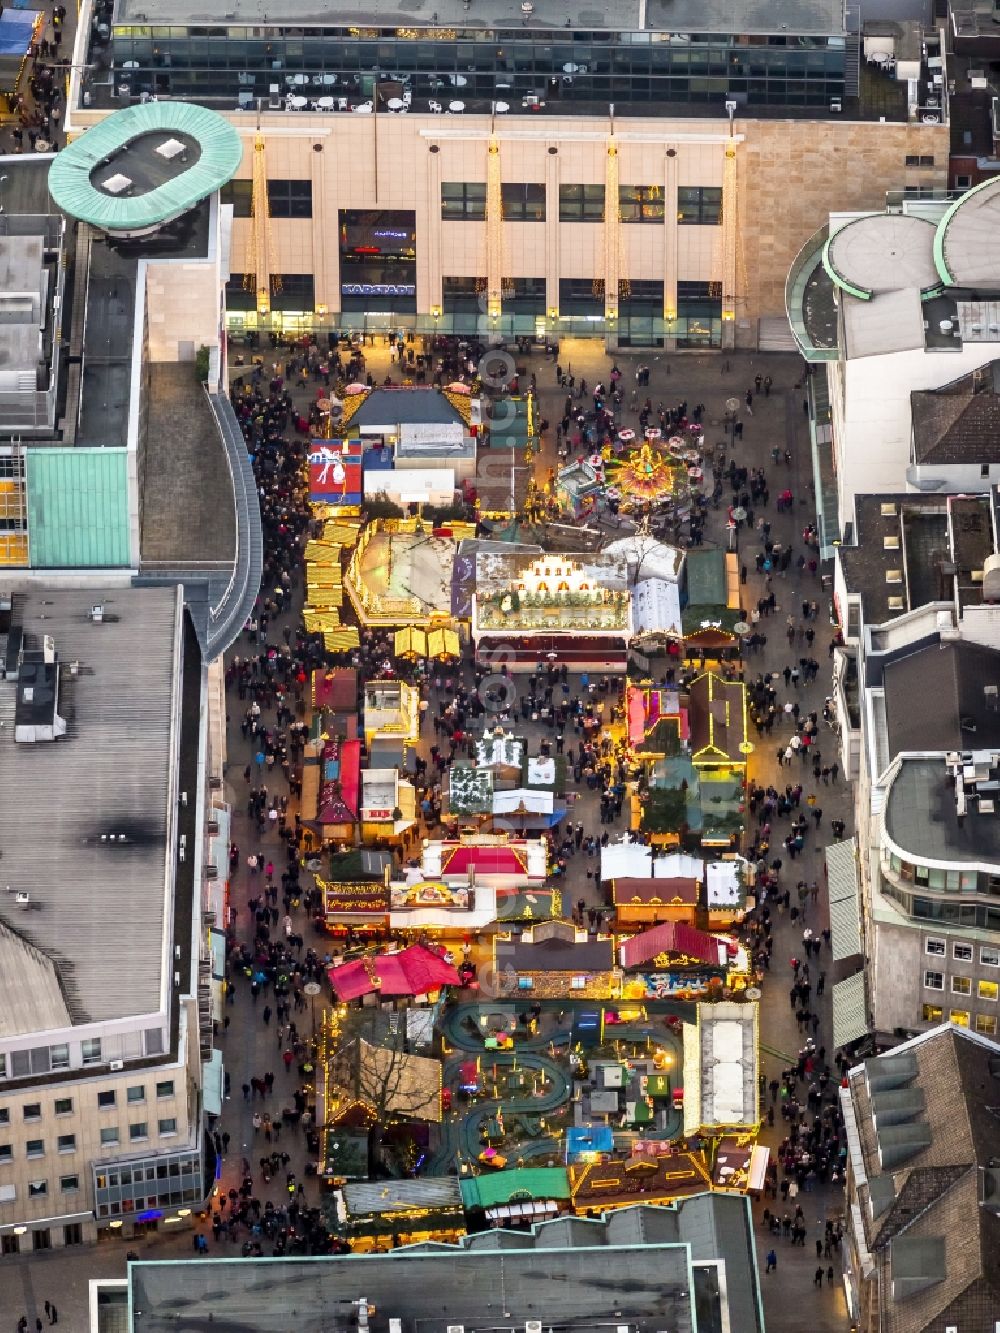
[[48, 102, 241, 231], [460, 1166, 570, 1210], [26, 447, 131, 568]]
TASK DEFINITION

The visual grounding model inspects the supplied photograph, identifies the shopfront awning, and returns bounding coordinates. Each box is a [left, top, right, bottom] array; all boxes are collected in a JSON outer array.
[[203, 1048, 224, 1118], [832, 972, 869, 1048], [827, 838, 862, 961]]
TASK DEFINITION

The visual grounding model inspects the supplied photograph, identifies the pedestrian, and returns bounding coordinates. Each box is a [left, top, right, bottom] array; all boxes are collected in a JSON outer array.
[[47, 1310, 57, 1328], [814, 1266, 823, 1287], [766, 1248, 777, 1273], [826, 1265, 834, 1286]]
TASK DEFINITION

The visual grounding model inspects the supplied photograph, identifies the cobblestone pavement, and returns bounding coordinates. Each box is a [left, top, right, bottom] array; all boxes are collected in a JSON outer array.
[[13, 339, 850, 1333]]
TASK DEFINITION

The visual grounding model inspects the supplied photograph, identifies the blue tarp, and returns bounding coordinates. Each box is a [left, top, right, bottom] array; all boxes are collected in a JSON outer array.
[[565, 1125, 614, 1162], [0, 9, 39, 56]]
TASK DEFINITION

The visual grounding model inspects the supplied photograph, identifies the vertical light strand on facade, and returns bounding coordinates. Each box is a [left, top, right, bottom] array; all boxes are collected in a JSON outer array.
[[250, 133, 280, 310], [604, 137, 620, 322], [486, 138, 503, 321], [720, 142, 739, 325]]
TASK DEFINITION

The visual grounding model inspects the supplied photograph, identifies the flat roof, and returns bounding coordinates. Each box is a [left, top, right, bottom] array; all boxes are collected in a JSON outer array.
[[0, 585, 181, 1027], [934, 176, 1000, 289], [884, 756, 1000, 865], [130, 1243, 702, 1332], [113, 0, 846, 34], [48, 101, 241, 231], [824, 214, 938, 301]]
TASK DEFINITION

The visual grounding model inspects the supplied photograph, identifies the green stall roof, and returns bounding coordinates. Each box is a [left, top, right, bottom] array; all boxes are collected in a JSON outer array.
[[26, 447, 131, 568], [48, 102, 242, 231], [460, 1166, 570, 1210]]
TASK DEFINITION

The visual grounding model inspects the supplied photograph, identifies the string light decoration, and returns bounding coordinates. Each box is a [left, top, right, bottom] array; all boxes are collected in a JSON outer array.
[[243, 133, 281, 308], [486, 138, 504, 319], [720, 143, 739, 324], [604, 138, 620, 322]]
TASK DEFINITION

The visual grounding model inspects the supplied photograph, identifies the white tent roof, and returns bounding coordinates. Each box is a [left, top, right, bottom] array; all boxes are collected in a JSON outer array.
[[604, 535, 684, 583], [493, 788, 554, 815], [706, 861, 742, 906], [632, 577, 683, 638]]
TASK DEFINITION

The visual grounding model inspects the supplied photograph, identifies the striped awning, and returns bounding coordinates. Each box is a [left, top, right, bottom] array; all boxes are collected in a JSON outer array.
[[832, 972, 868, 1048], [306, 585, 344, 608], [303, 608, 344, 632], [324, 627, 361, 651], [827, 838, 862, 961]]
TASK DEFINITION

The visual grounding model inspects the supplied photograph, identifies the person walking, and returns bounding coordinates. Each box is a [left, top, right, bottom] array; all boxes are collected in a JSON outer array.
[[766, 1248, 777, 1273]]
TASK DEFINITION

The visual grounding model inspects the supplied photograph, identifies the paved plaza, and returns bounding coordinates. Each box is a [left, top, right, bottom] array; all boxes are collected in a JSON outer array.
[[7, 340, 851, 1333]]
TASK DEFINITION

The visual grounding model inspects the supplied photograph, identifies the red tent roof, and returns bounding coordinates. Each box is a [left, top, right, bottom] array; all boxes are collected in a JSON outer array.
[[328, 945, 461, 1001], [619, 921, 729, 970], [441, 844, 530, 877], [318, 737, 361, 823], [313, 668, 358, 713]]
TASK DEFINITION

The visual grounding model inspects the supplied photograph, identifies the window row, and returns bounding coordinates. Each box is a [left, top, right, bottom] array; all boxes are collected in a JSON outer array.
[[0, 1030, 164, 1082], [441, 182, 721, 224], [880, 880, 1000, 932], [922, 1003, 996, 1035], [925, 938, 998, 965], [922, 970, 999, 1000], [0, 1178, 81, 1206], [0, 1080, 175, 1128], [221, 178, 313, 219], [0, 1119, 178, 1164], [0, 1223, 82, 1254], [888, 853, 983, 893]]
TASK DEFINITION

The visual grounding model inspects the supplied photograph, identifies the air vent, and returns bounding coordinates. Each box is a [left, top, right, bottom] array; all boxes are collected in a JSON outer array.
[[886, 569, 904, 584], [884, 535, 900, 550]]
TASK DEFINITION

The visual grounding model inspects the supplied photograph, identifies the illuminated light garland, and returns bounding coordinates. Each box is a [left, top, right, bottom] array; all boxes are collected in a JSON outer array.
[[486, 139, 504, 320], [604, 139, 620, 321]]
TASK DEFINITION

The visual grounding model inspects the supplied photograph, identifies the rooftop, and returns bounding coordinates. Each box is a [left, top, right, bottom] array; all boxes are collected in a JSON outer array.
[[352, 387, 469, 432], [125, 1195, 762, 1333], [883, 754, 1000, 865], [824, 213, 939, 301], [845, 1025, 1000, 1333], [0, 585, 182, 1028], [48, 101, 241, 233], [934, 175, 1000, 289], [883, 640, 1000, 758], [912, 361, 1000, 465], [113, 0, 846, 35]]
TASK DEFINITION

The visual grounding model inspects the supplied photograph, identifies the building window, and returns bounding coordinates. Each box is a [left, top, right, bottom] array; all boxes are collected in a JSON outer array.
[[558, 277, 604, 317], [976, 1013, 998, 1035], [81, 1039, 102, 1065], [23, 1104, 41, 1122], [63, 1223, 83, 1246], [954, 942, 973, 961], [925, 938, 946, 956], [500, 183, 546, 221], [220, 179, 252, 217], [0, 1144, 11, 1163], [129, 1123, 148, 1142], [100, 1128, 119, 1147], [266, 179, 312, 219], [905, 154, 935, 167], [924, 970, 944, 990], [677, 185, 723, 225], [950, 1009, 971, 1027], [0, 1110, 7, 1126], [982, 947, 1000, 967], [158, 1118, 177, 1136], [32, 1229, 50, 1251], [56, 1135, 75, 1154], [441, 182, 486, 221], [619, 184, 665, 223], [54, 1099, 72, 1116], [0, 1232, 18, 1253], [25, 1140, 44, 1159], [270, 274, 315, 313], [59, 1175, 79, 1193], [903, 185, 935, 199], [155, 1081, 175, 1099], [27, 1180, 47, 1198], [143, 1029, 164, 1057], [97, 1091, 116, 1110], [127, 1086, 146, 1104], [921, 1003, 943, 1023], [952, 976, 972, 995], [979, 979, 999, 1002], [559, 183, 604, 222], [49, 1045, 69, 1072]]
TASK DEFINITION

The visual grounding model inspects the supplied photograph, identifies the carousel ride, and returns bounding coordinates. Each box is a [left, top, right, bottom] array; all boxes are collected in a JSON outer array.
[[604, 437, 701, 514]]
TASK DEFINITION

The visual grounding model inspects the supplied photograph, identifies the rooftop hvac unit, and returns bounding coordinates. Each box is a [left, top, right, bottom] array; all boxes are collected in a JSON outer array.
[[526, 1323, 543, 1333], [109, 1060, 124, 1071]]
